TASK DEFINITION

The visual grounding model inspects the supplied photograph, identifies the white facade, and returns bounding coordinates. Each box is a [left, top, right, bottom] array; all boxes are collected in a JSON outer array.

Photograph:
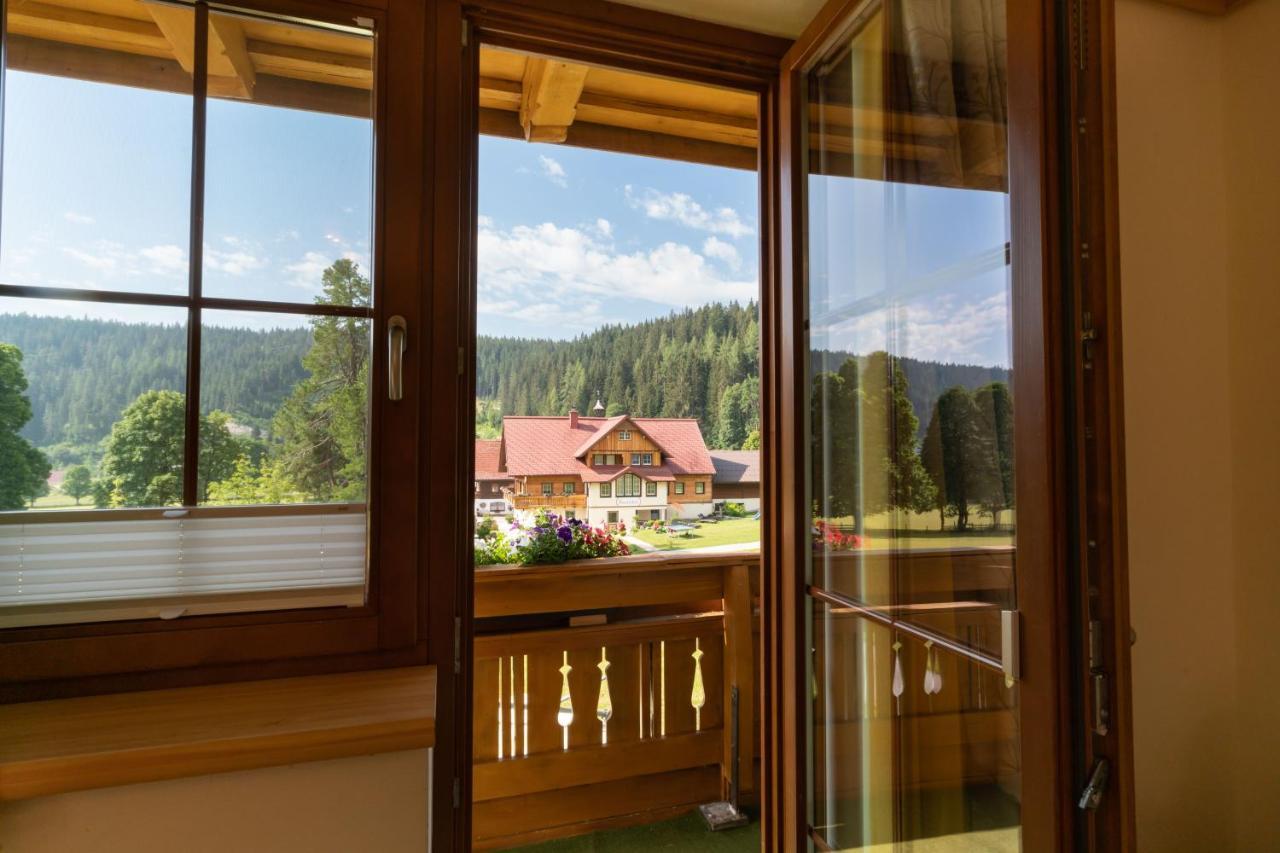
[[584, 481, 672, 527]]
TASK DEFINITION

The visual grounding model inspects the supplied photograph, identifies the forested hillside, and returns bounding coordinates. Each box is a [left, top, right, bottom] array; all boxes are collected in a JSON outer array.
[[0, 314, 311, 448], [477, 301, 1009, 447], [2, 300, 1010, 459]]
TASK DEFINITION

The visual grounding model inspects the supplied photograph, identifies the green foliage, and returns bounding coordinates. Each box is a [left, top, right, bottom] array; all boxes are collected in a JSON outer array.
[[99, 390, 240, 506], [272, 260, 370, 503], [810, 353, 948, 527], [0, 344, 51, 510], [0, 314, 310, 448], [973, 381, 1015, 524], [61, 465, 93, 505], [742, 429, 760, 450], [920, 386, 1006, 531]]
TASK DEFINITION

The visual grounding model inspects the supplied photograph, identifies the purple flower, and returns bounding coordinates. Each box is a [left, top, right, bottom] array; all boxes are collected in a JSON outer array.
[[556, 525, 573, 544]]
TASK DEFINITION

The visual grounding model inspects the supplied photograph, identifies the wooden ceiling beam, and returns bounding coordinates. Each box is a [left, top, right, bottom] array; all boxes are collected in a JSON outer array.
[[8, 1, 169, 57], [518, 57, 589, 143], [209, 16, 256, 99], [480, 106, 755, 171]]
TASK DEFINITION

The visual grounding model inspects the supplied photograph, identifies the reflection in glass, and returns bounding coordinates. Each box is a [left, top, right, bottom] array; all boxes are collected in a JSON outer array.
[[805, 0, 1020, 848], [0, 298, 187, 510], [1, 0, 194, 296], [200, 308, 370, 506], [202, 10, 373, 305]]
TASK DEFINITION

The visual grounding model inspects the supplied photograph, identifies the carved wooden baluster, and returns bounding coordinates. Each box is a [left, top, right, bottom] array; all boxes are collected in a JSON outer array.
[[691, 639, 706, 731], [557, 651, 574, 751], [596, 647, 613, 744]]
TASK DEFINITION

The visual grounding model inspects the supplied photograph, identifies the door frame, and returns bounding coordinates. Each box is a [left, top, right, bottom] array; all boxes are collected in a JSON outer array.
[[430, 2, 788, 848], [766, 0, 1083, 848]]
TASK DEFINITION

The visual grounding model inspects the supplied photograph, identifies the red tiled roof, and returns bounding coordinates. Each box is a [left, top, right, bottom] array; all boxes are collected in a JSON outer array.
[[709, 450, 760, 485], [501, 416, 715, 478], [474, 439, 507, 481]]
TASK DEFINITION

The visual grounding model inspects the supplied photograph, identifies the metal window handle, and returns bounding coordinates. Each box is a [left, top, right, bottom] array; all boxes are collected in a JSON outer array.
[[387, 315, 407, 401]]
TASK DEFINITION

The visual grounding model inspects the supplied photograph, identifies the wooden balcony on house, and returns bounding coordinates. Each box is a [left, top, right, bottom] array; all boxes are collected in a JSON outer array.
[[470, 546, 1019, 850]]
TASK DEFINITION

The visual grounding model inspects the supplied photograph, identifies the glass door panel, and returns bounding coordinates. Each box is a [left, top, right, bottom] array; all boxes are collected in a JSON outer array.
[[805, 0, 1021, 848]]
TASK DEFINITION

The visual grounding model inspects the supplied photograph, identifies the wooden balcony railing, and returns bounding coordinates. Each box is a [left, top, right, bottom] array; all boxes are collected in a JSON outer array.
[[471, 546, 1020, 849], [472, 551, 758, 850]]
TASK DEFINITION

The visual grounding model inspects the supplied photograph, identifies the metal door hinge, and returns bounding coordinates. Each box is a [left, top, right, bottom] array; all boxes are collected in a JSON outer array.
[[1001, 610, 1020, 686], [1078, 758, 1110, 810], [1088, 619, 1111, 736], [452, 777, 461, 808], [453, 616, 462, 674], [461, 20, 469, 47], [457, 346, 466, 377]]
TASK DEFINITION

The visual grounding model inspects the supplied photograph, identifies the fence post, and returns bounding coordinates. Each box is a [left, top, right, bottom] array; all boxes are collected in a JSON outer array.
[[722, 561, 755, 796]]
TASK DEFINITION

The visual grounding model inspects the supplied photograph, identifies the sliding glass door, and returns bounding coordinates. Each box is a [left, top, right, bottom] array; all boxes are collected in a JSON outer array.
[[780, 0, 1063, 848]]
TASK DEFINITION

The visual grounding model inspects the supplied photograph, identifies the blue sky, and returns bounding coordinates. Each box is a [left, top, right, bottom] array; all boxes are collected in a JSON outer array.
[[0, 68, 1012, 368]]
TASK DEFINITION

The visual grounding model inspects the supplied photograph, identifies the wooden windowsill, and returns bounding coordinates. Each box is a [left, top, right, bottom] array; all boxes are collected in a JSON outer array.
[[0, 666, 436, 801]]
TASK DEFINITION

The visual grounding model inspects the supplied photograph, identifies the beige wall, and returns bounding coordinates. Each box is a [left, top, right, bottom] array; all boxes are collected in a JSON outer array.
[[1220, 2, 1280, 850], [0, 750, 430, 853], [1117, 1, 1280, 850]]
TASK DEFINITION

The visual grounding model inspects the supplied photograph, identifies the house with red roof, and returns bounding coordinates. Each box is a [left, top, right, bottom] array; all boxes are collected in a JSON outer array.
[[495, 409, 717, 527], [473, 439, 512, 513]]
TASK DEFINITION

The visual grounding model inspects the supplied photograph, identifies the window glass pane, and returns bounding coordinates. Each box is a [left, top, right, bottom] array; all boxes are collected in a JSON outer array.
[[1, 0, 194, 295], [198, 308, 369, 506], [201, 10, 373, 306], [0, 298, 187, 511], [805, 2, 1021, 848]]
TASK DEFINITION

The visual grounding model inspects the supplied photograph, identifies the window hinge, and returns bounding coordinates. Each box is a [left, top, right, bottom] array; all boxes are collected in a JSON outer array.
[[1073, 0, 1088, 72], [457, 346, 465, 377], [452, 776, 461, 808], [460, 20, 469, 48], [453, 615, 462, 674], [1088, 620, 1111, 736]]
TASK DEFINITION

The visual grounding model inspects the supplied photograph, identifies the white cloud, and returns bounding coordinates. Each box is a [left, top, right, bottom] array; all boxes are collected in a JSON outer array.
[[702, 236, 741, 270], [205, 248, 265, 276], [64, 211, 95, 225], [594, 218, 612, 238], [625, 186, 754, 238], [539, 155, 567, 187], [285, 251, 331, 291], [139, 244, 187, 275], [826, 290, 1011, 367], [62, 245, 119, 271], [477, 219, 756, 333]]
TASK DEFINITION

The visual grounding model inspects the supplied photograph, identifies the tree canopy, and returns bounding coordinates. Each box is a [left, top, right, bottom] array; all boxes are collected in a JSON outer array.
[[0, 343, 51, 510]]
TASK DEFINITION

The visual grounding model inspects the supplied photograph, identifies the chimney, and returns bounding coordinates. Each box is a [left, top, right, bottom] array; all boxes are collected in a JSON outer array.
[[569, 408, 579, 429]]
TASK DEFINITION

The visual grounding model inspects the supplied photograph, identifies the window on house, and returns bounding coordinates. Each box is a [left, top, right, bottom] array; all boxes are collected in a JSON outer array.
[[592, 453, 602, 465], [541, 482, 553, 497], [642, 453, 653, 465], [562, 482, 574, 495], [649, 510, 660, 521], [0, 0, 398, 630], [600, 482, 612, 498], [607, 510, 618, 524], [617, 473, 641, 497], [675, 482, 685, 495], [618, 430, 630, 440], [631, 453, 642, 465], [645, 481, 657, 497], [695, 481, 706, 494]]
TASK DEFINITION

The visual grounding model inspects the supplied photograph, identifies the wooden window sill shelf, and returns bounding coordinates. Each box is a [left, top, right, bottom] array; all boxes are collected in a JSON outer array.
[[0, 666, 436, 801]]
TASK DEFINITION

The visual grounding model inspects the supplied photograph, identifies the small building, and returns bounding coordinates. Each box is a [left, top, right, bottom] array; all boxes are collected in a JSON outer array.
[[474, 439, 512, 513], [497, 410, 716, 527], [709, 449, 760, 512]]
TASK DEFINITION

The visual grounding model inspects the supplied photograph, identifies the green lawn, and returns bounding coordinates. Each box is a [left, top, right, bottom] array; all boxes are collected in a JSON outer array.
[[30, 492, 84, 510], [631, 517, 761, 552]]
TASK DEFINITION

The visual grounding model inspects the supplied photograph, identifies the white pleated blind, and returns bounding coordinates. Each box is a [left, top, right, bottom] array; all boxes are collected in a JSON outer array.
[[0, 508, 367, 627]]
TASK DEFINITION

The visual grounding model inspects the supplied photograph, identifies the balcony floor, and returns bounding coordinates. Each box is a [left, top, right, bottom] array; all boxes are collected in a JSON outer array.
[[513, 809, 759, 852]]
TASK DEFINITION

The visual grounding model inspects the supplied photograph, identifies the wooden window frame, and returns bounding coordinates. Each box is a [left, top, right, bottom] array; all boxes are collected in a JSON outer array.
[[599, 482, 611, 498], [645, 480, 657, 497], [695, 480, 705, 495], [541, 482, 553, 497], [562, 482, 574, 495], [0, 0, 436, 705]]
